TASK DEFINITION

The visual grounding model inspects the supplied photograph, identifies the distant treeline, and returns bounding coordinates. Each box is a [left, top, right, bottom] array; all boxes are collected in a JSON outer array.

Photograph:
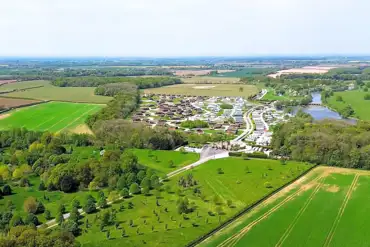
[[52, 76, 181, 88], [271, 113, 370, 169], [0, 67, 172, 81]]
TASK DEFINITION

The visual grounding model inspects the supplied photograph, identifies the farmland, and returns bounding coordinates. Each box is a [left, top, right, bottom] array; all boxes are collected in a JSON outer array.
[[182, 76, 241, 84], [75, 157, 311, 247], [143, 83, 258, 97], [0, 80, 112, 103], [0, 101, 104, 132], [0, 97, 41, 108], [212, 68, 277, 78], [327, 90, 370, 120], [201, 166, 370, 247]]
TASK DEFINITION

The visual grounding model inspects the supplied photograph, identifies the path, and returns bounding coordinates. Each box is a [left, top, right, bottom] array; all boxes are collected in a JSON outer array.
[[231, 107, 256, 143]]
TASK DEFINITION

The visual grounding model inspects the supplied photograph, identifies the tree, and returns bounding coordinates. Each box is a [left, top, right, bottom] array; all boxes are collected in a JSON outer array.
[[58, 204, 66, 214], [120, 188, 130, 198], [60, 175, 77, 193], [168, 160, 175, 168], [3, 184, 11, 195], [116, 176, 127, 190], [142, 186, 150, 196], [69, 207, 80, 223], [177, 198, 189, 214], [84, 198, 96, 214], [336, 95, 343, 102], [239, 87, 244, 92], [140, 177, 151, 189], [10, 214, 24, 227], [56, 211, 64, 225], [38, 181, 46, 191], [72, 198, 80, 209], [24, 197, 38, 214], [217, 168, 224, 174], [129, 183, 140, 194], [61, 220, 80, 236], [44, 210, 52, 220], [36, 201, 45, 214], [97, 196, 108, 209], [24, 213, 39, 226], [227, 199, 233, 208], [364, 94, 370, 100]]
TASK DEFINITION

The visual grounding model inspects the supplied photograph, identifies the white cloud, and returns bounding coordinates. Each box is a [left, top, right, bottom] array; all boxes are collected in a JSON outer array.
[[0, 0, 369, 56]]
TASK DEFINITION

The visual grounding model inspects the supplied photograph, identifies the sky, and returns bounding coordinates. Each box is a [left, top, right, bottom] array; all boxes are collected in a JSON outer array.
[[0, 0, 369, 57]]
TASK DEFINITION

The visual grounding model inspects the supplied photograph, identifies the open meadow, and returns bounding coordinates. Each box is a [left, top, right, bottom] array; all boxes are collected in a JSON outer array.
[[0, 80, 112, 104], [75, 157, 311, 246], [143, 83, 258, 97], [201, 166, 370, 247], [0, 101, 103, 132], [327, 90, 370, 120], [130, 149, 200, 175], [182, 76, 241, 84]]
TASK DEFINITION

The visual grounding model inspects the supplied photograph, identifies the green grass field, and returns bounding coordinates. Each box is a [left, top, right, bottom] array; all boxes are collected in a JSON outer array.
[[75, 157, 311, 247], [130, 149, 200, 175], [211, 68, 276, 78], [1, 80, 112, 103], [201, 167, 370, 247], [143, 83, 258, 97], [327, 90, 370, 120], [0, 101, 103, 132]]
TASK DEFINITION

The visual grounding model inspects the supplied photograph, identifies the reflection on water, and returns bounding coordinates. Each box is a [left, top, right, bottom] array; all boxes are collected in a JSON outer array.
[[295, 92, 356, 123]]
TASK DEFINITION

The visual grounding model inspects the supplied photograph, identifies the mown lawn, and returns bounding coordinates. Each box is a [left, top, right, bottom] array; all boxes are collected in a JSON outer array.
[[130, 149, 200, 175], [0, 101, 103, 132], [327, 90, 370, 120]]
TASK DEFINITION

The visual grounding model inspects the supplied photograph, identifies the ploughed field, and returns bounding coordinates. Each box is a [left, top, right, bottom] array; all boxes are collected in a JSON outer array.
[[143, 83, 258, 97], [201, 166, 370, 247], [0, 101, 103, 132], [0, 97, 41, 108]]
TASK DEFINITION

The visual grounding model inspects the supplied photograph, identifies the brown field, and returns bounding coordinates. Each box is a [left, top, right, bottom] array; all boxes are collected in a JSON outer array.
[[174, 70, 213, 76], [268, 66, 336, 78], [0, 97, 41, 108], [0, 80, 17, 86]]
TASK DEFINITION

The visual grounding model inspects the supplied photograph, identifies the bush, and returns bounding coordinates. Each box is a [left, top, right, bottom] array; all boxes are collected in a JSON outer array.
[[120, 188, 130, 198], [220, 103, 233, 109], [264, 182, 273, 188], [24, 213, 39, 226], [246, 152, 268, 159], [3, 184, 11, 195], [364, 94, 370, 100], [129, 183, 140, 195], [24, 197, 38, 214], [84, 199, 96, 214]]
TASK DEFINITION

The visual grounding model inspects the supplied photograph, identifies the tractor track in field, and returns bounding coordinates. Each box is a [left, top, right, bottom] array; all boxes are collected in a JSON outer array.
[[323, 174, 359, 247], [217, 174, 326, 247], [275, 176, 325, 247]]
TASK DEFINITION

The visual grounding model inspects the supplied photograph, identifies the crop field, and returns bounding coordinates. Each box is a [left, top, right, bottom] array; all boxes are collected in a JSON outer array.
[[1, 80, 112, 103], [201, 166, 370, 247], [143, 83, 258, 97], [327, 90, 370, 120], [182, 76, 241, 84], [212, 68, 277, 78], [0, 101, 104, 132], [76, 157, 311, 247], [0, 97, 41, 108], [130, 149, 200, 175]]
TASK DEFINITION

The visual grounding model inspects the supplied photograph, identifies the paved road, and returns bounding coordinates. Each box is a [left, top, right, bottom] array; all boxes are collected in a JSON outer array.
[[232, 107, 256, 143]]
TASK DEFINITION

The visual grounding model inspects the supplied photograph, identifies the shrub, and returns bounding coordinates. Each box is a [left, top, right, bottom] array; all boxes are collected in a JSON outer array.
[[3, 184, 11, 195], [129, 183, 140, 195], [24, 197, 38, 214]]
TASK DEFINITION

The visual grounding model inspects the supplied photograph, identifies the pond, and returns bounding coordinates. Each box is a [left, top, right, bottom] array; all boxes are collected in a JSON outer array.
[[296, 92, 356, 123]]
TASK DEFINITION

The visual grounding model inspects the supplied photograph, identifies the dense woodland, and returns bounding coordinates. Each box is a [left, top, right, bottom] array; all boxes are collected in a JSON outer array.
[[52, 76, 181, 88], [271, 112, 370, 169]]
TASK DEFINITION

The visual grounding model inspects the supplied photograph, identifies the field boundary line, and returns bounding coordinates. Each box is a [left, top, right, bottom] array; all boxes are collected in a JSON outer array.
[[57, 105, 100, 132], [323, 174, 359, 247], [216, 173, 325, 247], [185, 165, 318, 247], [44, 104, 90, 131], [275, 177, 324, 247]]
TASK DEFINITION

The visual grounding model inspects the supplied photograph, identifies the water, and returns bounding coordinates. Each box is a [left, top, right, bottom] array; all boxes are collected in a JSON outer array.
[[296, 92, 356, 123]]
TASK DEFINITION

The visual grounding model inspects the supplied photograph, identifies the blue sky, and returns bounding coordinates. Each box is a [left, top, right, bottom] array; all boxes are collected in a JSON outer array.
[[0, 0, 369, 56]]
